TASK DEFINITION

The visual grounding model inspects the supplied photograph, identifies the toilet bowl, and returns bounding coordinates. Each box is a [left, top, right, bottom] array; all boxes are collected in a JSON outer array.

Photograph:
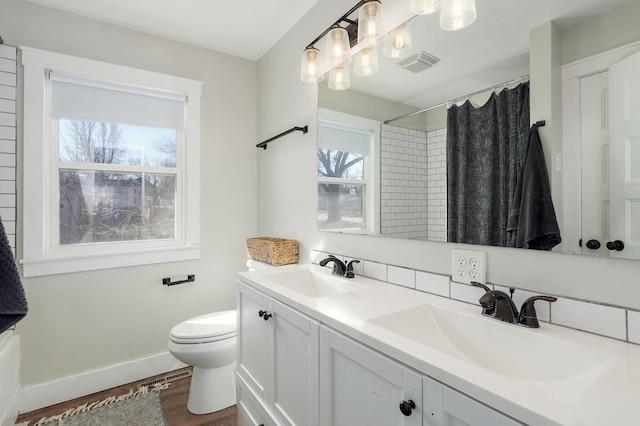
[[168, 310, 237, 415]]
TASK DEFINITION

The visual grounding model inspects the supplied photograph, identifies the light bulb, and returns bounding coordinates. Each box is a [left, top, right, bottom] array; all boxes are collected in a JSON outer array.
[[440, 0, 476, 31], [354, 47, 379, 76], [300, 46, 323, 83], [383, 23, 412, 58], [409, 0, 440, 15], [325, 26, 351, 67], [357, 0, 383, 47], [328, 65, 351, 90]]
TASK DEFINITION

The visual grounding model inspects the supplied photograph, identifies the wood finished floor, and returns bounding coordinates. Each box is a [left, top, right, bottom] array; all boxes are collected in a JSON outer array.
[[16, 367, 238, 426]]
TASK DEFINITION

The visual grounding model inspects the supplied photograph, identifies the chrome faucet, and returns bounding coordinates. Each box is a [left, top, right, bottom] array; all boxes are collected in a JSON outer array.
[[471, 282, 557, 328], [319, 256, 360, 278]]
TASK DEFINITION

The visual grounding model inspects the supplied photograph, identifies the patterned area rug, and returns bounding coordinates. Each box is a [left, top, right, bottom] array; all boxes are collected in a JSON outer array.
[[16, 383, 169, 426]]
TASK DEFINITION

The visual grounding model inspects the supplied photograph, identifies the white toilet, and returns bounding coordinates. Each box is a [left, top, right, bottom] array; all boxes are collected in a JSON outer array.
[[168, 310, 237, 415]]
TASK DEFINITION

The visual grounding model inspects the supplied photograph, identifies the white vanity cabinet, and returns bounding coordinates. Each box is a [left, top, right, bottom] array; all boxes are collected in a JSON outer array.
[[237, 282, 320, 426], [319, 326, 423, 426], [422, 376, 523, 426]]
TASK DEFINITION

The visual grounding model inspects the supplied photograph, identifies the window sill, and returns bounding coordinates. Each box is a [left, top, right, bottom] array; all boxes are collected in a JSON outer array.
[[21, 245, 201, 277]]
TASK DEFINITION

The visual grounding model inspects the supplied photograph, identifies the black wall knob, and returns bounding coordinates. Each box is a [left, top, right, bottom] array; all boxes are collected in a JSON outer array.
[[586, 239, 601, 250], [399, 400, 415, 416], [606, 240, 625, 251]]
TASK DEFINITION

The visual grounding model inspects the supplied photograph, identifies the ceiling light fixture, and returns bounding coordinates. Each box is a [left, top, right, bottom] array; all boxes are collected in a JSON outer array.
[[300, 0, 476, 88]]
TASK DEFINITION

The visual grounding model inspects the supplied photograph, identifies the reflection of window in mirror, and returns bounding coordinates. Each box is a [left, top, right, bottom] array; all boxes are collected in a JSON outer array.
[[317, 109, 380, 234]]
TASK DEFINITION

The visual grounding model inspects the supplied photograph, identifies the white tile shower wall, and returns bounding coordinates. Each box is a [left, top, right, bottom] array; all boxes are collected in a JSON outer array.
[[427, 129, 447, 242], [311, 250, 638, 344], [0, 45, 15, 252], [380, 124, 428, 239]]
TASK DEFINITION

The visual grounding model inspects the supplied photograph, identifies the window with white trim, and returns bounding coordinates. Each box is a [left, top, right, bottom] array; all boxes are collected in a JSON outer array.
[[317, 109, 379, 234], [21, 47, 202, 277]]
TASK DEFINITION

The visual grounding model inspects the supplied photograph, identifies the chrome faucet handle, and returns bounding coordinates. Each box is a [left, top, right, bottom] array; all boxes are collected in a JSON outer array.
[[518, 295, 558, 328], [345, 259, 360, 278]]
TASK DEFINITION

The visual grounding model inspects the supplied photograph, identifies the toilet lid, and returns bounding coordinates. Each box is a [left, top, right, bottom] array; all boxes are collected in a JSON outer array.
[[170, 310, 237, 343]]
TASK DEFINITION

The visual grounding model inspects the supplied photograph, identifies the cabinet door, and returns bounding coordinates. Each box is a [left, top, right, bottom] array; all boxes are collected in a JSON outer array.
[[422, 375, 522, 426], [237, 282, 272, 405], [237, 376, 272, 426], [270, 300, 320, 426], [320, 326, 422, 426]]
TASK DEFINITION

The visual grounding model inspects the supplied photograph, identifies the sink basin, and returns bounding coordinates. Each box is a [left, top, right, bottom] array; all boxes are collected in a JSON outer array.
[[264, 268, 368, 298], [369, 303, 614, 402]]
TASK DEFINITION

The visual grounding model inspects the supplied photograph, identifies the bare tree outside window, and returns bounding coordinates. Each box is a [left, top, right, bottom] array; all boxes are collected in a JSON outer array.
[[317, 148, 365, 229], [58, 120, 177, 244]]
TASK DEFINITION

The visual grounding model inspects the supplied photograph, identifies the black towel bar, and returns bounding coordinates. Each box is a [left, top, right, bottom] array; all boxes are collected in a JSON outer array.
[[162, 275, 195, 286], [257, 125, 308, 150]]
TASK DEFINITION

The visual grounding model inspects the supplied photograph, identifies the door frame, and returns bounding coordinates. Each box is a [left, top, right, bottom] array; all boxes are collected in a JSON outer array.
[[561, 41, 640, 255]]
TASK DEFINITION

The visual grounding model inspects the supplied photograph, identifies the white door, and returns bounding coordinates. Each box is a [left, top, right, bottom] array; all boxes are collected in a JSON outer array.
[[580, 71, 610, 257], [609, 50, 640, 259], [270, 300, 319, 426], [319, 326, 422, 426], [237, 282, 272, 405]]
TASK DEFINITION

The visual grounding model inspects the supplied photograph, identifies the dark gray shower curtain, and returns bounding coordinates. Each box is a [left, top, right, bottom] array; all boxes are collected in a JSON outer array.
[[447, 82, 530, 246]]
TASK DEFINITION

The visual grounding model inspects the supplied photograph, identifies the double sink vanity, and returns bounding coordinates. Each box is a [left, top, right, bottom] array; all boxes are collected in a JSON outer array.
[[236, 263, 640, 425]]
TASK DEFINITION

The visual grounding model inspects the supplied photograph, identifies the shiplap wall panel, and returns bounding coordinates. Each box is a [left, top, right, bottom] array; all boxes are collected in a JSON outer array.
[[0, 44, 16, 250]]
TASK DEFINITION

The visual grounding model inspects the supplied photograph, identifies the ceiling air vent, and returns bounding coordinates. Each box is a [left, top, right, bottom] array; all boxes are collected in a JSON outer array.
[[397, 51, 440, 73]]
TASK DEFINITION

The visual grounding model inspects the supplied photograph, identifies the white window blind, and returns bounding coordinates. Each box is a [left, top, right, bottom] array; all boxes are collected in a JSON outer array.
[[50, 73, 186, 129], [318, 122, 371, 155]]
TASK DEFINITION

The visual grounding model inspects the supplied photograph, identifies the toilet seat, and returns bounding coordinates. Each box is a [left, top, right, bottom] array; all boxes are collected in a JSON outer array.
[[170, 310, 237, 344]]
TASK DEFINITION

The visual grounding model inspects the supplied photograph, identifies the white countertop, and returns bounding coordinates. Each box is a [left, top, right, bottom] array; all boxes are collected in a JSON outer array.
[[238, 264, 640, 426]]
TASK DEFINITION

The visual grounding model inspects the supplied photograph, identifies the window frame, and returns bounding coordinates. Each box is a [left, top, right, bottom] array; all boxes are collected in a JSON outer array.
[[317, 108, 380, 234], [21, 47, 202, 277]]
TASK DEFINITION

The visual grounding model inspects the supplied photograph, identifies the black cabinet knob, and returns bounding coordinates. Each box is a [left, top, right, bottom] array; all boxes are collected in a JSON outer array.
[[262, 312, 272, 321], [586, 239, 601, 250], [606, 240, 625, 251], [399, 399, 415, 416], [258, 310, 266, 318]]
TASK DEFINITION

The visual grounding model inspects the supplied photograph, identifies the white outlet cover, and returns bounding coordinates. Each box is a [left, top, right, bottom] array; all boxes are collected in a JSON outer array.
[[451, 249, 487, 285]]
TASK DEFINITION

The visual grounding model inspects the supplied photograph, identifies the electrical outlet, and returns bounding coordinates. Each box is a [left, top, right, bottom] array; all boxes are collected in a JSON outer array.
[[451, 249, 486, 284]]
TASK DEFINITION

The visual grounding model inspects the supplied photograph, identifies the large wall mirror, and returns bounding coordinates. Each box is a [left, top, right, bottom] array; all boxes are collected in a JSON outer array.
[[317, 0, 640, 261]]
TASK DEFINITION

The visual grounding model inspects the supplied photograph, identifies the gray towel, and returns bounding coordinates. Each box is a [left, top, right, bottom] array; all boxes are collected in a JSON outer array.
[[0, 216, 27, 333], [507, 126, 561, 250]]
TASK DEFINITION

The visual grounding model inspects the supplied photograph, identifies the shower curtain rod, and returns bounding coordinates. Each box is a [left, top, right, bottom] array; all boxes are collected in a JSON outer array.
[[384, 75, 530, 125]]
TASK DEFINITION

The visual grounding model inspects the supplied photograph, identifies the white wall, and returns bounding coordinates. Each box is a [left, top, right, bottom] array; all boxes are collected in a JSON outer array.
[[257, 0, 640, 310], [1, 0, 257, 389]]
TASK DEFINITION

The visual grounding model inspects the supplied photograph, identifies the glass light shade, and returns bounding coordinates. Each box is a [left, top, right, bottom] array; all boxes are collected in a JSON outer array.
[[357, 0, 383, 47], [328, 65, 351, 90], [354, 47, 379, 76], [409, 0, 440, 15], [325, 26, 351, 68], [383, 23, 412, 58], [440, 0, 476, 31], [300, 47, 324, 83]]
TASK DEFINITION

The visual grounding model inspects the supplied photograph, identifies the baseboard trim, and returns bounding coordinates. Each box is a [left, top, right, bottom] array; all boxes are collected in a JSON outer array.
[[18, 351, 186, 414]]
